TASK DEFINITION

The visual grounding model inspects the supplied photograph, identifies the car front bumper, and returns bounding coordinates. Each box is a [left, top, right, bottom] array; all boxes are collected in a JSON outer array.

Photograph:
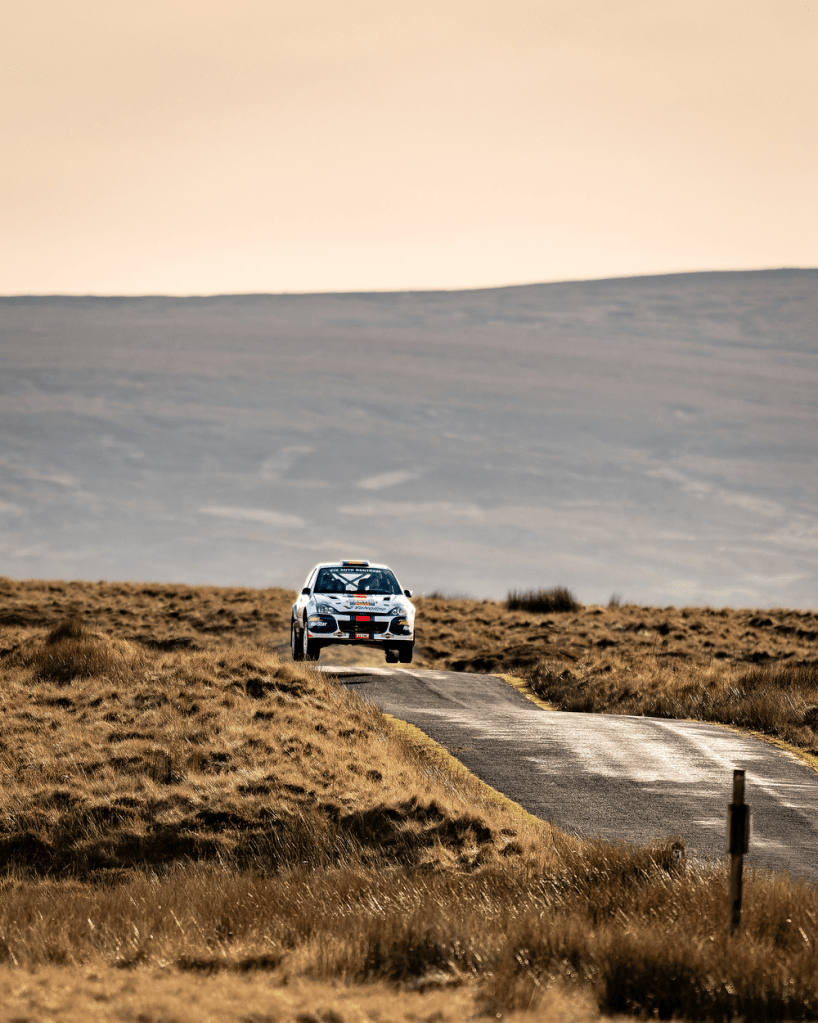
[[306, 615, 413, 642]]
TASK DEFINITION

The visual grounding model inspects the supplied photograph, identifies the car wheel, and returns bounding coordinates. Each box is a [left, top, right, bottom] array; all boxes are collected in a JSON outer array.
[[385, 649, 399, 663], [291, 619, 304, 661], [302, 625, 320, 662], [398, 643, 413, 664]]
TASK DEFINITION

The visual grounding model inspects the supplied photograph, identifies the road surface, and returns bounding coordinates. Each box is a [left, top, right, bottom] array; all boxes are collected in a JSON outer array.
[[322, 664, 818, 882]]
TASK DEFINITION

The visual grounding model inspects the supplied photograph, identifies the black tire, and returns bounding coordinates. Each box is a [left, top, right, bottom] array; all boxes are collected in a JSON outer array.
[[398, 642, 413, 664], [302, 626, 320, 662], [291, 619, 304, 662], [385, 649, 399, 663]]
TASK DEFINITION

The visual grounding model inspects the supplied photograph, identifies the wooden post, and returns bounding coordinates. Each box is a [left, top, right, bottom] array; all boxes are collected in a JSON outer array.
[[727, 769, 750, 935]]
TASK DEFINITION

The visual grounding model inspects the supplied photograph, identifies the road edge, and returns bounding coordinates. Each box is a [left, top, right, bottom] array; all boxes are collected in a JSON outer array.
[[493, 672, 558, 711], [382, 712, 551, 831], [494, 672, 818, 778]]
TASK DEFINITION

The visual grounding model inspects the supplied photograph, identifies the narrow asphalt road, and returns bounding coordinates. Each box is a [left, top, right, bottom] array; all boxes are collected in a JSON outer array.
[[322, 664, 818, 882]]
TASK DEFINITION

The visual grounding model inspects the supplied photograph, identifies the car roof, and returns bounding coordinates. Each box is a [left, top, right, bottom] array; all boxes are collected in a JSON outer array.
[[312, 561, 392, 571]]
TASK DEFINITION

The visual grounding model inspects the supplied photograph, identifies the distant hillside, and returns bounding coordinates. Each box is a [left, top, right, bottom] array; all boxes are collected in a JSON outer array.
[[2, 269, 816, 607]]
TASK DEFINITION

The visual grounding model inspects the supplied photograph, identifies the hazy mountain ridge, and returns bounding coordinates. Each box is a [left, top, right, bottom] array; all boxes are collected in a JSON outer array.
[[2, 270, 816, 607]]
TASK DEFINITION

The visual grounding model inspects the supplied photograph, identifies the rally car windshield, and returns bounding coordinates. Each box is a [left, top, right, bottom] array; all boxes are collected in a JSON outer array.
[[314, 567, 402, 595]]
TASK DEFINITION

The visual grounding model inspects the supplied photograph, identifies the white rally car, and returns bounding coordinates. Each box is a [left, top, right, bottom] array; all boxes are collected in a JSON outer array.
[[291, 560, 415, 663]]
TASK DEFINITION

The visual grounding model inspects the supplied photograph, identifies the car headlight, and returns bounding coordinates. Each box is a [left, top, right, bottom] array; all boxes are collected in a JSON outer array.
[[389, 606, 404, 616], [315, 603, 336, 614]]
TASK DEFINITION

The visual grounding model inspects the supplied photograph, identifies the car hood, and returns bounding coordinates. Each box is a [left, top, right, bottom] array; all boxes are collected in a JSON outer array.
[[312, 594, 412, 614]]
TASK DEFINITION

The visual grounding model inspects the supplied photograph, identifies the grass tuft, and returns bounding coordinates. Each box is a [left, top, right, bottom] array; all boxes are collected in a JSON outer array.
[[45, 614, 86, 644], [506, 587, 582, 613], [18, 615, 146, 685]]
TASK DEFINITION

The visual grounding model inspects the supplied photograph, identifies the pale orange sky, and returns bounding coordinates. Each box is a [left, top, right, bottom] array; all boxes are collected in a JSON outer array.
[[2, 0, 817, 294]]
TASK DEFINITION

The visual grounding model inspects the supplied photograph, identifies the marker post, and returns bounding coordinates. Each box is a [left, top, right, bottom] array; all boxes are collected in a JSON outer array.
[[727, 769, 750, 935]]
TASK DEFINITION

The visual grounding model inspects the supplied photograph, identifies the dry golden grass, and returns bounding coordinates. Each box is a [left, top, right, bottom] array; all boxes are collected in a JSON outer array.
[[3, 576, 818, 1020], [526, 655, 818, 750], [0, 576, 295, 651], [1, 841, 818, 1020], [0, 968, 595, 1023], [412, 594, 818, 674], [1, 615, 551, 880]]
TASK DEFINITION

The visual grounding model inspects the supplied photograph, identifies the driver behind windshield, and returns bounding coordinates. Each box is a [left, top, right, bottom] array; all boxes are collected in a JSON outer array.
[[314, 568, 400, 594]]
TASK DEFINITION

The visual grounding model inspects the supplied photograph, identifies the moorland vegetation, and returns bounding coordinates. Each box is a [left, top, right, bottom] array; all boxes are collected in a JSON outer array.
[[1, 576, 818, 1021]]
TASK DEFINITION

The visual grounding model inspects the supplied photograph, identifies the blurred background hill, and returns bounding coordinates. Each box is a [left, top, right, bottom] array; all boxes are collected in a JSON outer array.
[[2, 268, 816, 607]]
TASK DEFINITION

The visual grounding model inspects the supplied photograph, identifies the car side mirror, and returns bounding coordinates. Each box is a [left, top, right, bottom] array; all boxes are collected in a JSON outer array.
[[301, 587, 311, 595], [404, 589, 413, 598]]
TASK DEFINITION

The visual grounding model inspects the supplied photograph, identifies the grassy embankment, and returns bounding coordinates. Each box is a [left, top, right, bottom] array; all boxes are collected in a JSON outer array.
[[1, 577, 818, 1021]]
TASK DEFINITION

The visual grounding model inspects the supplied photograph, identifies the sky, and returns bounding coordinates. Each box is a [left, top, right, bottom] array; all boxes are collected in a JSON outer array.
[[3, 0, 817, 295]]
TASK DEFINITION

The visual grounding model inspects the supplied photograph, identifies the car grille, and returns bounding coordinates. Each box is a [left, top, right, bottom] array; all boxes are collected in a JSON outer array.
[[338, 617, 389, 634]]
